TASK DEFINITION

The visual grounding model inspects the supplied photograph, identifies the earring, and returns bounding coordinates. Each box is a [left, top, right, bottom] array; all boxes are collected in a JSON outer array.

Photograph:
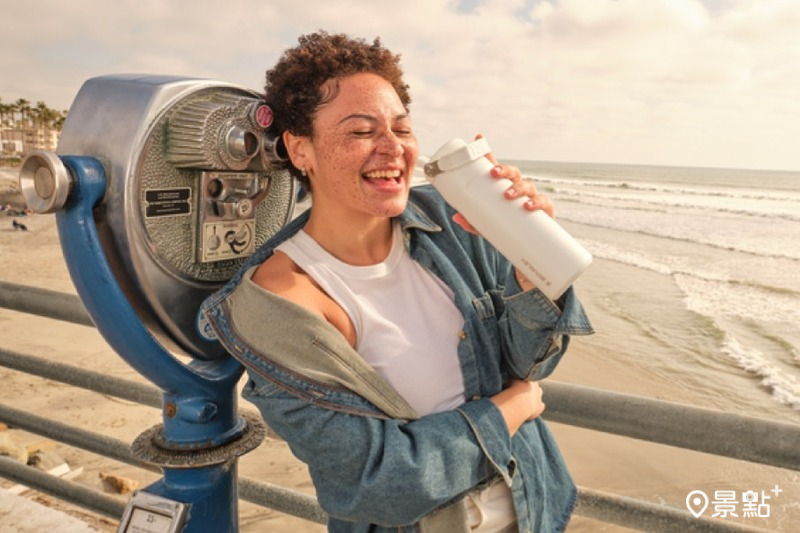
[[301, 166, 307, 177]]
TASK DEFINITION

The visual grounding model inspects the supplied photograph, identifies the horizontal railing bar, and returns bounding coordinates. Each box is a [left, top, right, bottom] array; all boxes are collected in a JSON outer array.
[[0, 402, 157, 473], [0, 281, 93, 327], [0, 402, 772, 532], [238, 478, 327, 525], [0, 455, 126, 519], [0, 402, 327, 524], [6, 342, 797, 475], [4, 283, 799, 472], [541, 382, 800, 472], [0, 347, 162, 409]]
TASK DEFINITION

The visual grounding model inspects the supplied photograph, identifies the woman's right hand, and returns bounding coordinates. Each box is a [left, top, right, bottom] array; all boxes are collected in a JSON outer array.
[[489, 379, 545, 436]]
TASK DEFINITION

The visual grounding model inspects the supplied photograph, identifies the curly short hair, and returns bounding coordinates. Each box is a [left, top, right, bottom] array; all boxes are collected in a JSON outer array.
[[265, 31, 412, 190]]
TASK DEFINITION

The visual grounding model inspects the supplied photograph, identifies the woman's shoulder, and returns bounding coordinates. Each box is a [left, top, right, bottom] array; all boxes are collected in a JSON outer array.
[[250, 252, 322, 315], [250, 250, 296, 293], [250, 250, 358, 347]]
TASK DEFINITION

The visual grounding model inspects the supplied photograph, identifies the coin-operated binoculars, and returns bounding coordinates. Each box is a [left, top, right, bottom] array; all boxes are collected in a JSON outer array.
[[19, 75, 297, 532]]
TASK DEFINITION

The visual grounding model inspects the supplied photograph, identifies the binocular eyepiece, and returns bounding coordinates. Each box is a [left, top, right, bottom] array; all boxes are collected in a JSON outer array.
[[165, 95, 287, 171]]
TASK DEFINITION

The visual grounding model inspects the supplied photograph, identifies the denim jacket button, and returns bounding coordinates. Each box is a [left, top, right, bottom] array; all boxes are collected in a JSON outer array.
[[458, 330, 467, 340]]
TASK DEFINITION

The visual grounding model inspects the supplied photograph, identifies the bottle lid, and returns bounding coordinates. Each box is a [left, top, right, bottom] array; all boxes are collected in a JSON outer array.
[[423, 137, 491, 179]]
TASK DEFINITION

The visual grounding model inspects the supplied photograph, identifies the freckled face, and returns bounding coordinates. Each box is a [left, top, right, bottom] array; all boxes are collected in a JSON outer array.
[[300, 73, 419, 220]]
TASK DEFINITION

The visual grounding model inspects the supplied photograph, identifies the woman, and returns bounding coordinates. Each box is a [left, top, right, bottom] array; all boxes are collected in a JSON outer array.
[[202, 31, 593, 532]]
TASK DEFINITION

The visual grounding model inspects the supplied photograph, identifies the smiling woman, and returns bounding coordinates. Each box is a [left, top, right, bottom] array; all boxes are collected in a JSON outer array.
[[201, 31, 593, 533]]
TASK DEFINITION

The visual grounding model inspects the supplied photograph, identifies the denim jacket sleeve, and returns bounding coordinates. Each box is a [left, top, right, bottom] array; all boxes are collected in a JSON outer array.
[[499, 284, 594, 381], [242, 373, 513, 526]]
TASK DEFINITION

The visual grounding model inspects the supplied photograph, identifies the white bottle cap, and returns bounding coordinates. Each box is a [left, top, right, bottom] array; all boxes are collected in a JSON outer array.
[[423, 138, 491, 179]]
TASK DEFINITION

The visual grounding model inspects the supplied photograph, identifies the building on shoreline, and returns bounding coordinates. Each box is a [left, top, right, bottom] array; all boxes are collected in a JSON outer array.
[[0, 99, 65, 163], [1, 126, 60, 156]]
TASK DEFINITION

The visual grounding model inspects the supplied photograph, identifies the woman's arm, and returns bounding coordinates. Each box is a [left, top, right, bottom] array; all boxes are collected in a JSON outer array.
[[244, 378, 516, 527], [490, 378, 545, 435]]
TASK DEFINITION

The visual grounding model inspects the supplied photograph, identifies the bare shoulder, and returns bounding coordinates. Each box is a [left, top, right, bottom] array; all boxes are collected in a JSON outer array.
[[250, 252, 357, 347], [251, 251, 312, 306]]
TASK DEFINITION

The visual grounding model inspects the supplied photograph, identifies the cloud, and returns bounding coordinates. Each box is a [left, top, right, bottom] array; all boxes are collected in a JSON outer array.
[[2, 0, 799, 170]]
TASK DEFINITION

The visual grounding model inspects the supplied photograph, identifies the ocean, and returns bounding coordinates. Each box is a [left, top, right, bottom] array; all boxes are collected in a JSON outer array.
[[504, 161, 800, 531], [513, 159, 800, 424]]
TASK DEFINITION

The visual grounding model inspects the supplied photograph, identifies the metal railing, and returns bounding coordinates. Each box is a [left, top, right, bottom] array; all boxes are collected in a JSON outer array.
[[2, 281, 797, 532]]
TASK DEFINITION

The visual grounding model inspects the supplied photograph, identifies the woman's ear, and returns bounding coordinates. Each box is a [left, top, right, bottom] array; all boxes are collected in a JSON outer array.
[[283, 130, 313, 172]]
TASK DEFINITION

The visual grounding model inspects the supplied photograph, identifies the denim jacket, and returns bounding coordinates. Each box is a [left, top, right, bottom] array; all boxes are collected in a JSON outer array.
[[201, 185, 594, 533]]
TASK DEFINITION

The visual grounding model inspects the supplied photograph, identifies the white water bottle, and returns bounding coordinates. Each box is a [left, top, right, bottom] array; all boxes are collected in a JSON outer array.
[[423, 137, 592, 300]]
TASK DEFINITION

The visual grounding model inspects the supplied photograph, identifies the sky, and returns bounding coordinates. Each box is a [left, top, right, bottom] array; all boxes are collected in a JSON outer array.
[[2, 0, 799, 171]]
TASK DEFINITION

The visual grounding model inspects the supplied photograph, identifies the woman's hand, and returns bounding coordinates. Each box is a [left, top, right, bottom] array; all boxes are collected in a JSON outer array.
[[490, 379, 546, 436], [452, 134, 555, 235], [490, 161, 555, 216]]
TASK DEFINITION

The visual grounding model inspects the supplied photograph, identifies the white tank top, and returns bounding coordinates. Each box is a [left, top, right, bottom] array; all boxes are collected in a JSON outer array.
[[275, 223, 466, 416]]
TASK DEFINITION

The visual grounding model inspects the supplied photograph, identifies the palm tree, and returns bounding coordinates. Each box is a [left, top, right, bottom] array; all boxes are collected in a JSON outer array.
[[1, 99, 18, 127], [30, 106, 42, 130], [14, 98, 30, 127], [0, 98, 10, 126], [53, 110, 67, 130], [32, 100, 52, 128], [1, 98, 67, 129]]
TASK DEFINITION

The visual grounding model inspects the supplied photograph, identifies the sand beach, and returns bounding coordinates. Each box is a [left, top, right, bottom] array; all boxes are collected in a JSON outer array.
[[1, 166, 798, 532]]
